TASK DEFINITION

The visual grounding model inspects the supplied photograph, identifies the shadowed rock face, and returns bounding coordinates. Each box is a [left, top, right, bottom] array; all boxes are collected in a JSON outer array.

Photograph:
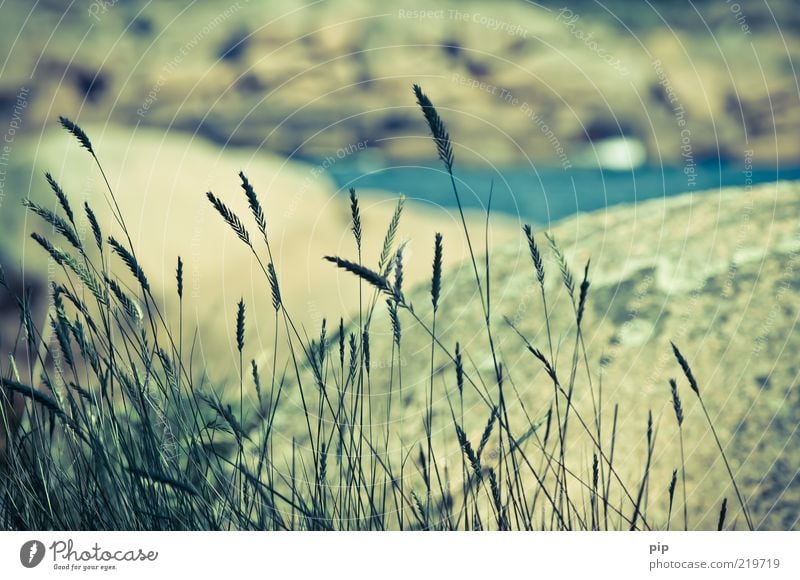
[[1, 0, 799, 166]]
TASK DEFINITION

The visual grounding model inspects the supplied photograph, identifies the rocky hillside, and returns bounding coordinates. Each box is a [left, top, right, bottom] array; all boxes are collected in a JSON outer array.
[[1, 0, 798, 167]]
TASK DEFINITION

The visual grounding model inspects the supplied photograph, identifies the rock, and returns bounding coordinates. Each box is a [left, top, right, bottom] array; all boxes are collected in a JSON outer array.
[[270, 179, 800, 530]]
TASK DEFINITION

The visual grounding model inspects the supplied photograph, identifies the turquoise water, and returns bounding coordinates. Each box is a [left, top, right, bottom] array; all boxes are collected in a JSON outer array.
[[327, 162, 800, 226]]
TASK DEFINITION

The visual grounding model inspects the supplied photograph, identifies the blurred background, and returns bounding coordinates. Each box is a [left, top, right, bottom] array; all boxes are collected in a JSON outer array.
[[1, 0, 799, 529], [1, 0, 799, 223]]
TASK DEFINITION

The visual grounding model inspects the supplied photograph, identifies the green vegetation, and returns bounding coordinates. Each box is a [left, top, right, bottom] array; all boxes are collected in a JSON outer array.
[[0, 87, 752, 531]]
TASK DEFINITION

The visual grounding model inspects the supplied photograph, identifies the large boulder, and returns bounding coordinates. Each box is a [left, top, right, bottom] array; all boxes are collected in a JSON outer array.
[[268, 179, 800, 530]]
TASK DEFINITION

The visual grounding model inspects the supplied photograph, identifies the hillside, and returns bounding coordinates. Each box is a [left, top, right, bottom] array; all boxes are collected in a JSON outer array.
[[1, 0, 798, 167], [268, 179, 800, 530]]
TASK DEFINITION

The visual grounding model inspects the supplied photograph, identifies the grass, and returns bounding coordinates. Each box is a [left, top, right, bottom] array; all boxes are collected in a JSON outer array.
[[0, 85, 755, 531]]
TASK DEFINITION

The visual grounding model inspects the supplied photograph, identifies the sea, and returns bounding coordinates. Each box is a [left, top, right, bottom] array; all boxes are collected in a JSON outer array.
[[326, 161, 800, 227]]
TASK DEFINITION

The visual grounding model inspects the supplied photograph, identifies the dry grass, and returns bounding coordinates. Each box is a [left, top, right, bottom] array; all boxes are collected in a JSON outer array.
[[0, 88, 758, 531]]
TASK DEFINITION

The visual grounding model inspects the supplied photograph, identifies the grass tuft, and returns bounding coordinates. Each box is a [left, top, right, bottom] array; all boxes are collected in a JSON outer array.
[[267, 263, 281, 310], [413, 84, 454, 173], [58, 116, 94, 155], [206, 191, 251, 247], [431, 233, 443, 312], [671, 342, 699, 395], [324, 256, 391, 294], [523, 224, 545, 285], [45, 172, 75, 225], [236, 298, 245, 353], [85, 202, 103, 251], [176, 256, 184, 299], [22, 199, 82, 252], [108, 236, 150, 293], [240, 171, 266, 239], [349, 188, 362, 253]]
